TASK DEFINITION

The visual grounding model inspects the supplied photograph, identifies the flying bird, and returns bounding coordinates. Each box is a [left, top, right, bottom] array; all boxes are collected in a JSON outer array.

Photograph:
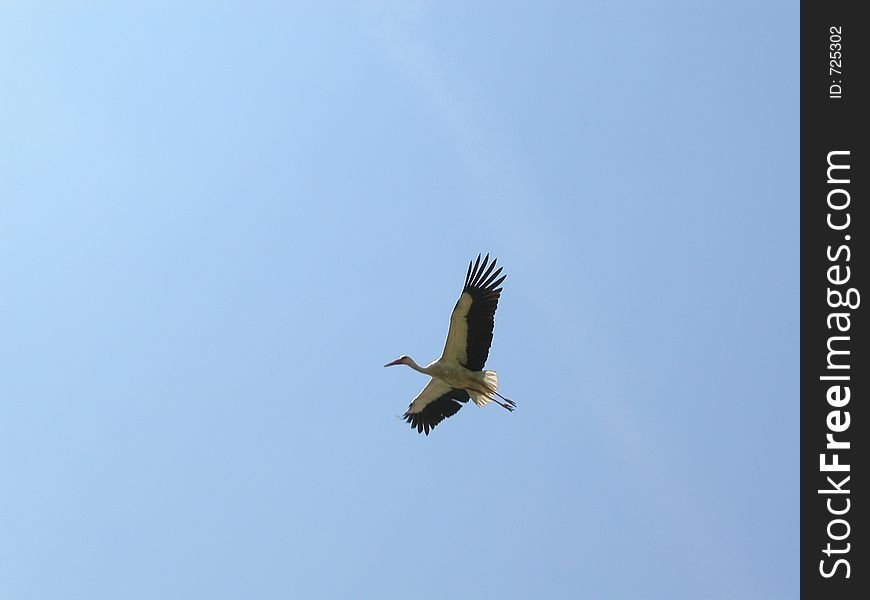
[[385, 254, 516, 435]]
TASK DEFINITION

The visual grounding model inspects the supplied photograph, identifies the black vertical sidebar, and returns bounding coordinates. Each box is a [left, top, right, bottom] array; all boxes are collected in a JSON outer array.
[[801, 2, 867, 598]]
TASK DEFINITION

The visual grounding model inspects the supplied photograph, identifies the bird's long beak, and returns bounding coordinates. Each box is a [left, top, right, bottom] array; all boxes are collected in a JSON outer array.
[[384, 358, 402, 367]]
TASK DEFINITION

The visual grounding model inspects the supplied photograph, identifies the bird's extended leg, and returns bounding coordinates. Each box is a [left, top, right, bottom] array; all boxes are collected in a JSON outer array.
[[492, 398, 515, 411], [490, 391, 516, 411], [478, 384, 516, 412]]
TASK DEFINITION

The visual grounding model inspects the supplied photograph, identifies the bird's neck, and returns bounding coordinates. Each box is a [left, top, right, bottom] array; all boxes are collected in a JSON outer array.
[[405, 358, 430, 375]]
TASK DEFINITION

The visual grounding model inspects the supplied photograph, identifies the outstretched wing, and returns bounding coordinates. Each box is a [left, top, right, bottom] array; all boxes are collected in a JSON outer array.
[[441, 254, 506, 372], [403, 378, 470, 435]]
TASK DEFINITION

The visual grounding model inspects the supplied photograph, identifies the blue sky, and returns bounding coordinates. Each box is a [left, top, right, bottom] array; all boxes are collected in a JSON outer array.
[[1, 2, 798, 598]]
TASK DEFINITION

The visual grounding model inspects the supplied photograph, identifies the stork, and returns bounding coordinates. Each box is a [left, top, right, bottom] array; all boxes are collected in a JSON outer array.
[[385, 254, 516, 435]]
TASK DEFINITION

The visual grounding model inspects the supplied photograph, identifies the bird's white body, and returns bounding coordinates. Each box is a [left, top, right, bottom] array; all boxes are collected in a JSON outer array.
[[402, 356, 496, 406]]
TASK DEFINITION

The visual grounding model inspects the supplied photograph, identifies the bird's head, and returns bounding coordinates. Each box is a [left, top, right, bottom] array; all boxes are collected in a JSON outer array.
[[384, 355, 411, 367]]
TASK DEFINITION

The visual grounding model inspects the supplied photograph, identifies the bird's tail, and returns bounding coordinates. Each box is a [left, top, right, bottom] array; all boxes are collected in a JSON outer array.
[[469, 371, 516, 412], [469, 371, 498, 407]]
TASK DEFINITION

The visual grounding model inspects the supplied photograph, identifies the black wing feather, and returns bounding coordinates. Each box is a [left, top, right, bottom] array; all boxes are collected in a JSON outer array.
[[403, 389, 470, 435], [462, 254, 506, 372]]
